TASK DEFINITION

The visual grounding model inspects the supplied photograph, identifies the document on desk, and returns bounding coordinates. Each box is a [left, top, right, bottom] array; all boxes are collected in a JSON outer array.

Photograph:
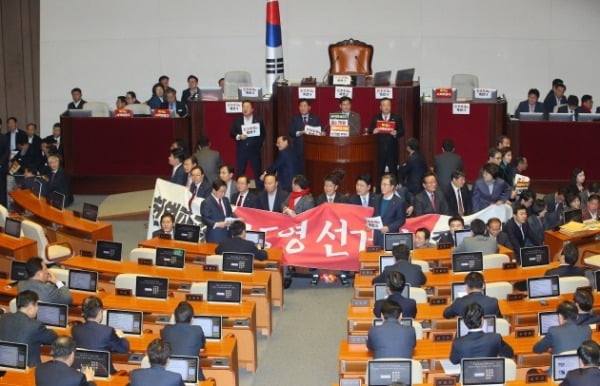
[[440, 359, 461, 375]]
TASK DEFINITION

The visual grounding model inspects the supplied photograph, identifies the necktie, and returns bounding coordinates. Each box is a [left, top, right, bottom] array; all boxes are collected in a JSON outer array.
[[303, 116, 308, 124], [519, 224, 525, 240], [457, 189, 464, 216], [237, 194, 244, 207], [429, 192, 435, 209], [218, 198, 224, 213]]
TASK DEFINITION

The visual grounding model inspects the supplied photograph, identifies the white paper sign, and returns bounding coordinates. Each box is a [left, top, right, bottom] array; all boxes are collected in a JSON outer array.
[[225, 102, 243, 113], [304, 125, 322, 136], [452, 103, 470, 115], [242, 123, 261, 137], [335, 86, 353, 99], [239, 87, 261, 98], [473, 88, 496, 99], [366, 216, 383, 230], [332, 75, 352, 86], [375, 87, 393, 99], [298, 87, 316, 99]]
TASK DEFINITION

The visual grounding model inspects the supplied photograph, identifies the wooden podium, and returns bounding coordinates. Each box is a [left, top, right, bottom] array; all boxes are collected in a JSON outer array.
[[303, 135, 377, 195]]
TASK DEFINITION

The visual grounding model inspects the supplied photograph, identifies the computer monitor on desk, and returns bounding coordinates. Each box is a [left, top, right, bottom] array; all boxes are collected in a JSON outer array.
[[245, 230, 265, 249], [454, 229, 472, 247], [155, 248, 185, 269], [81, 202, 99, 222], [538, 311, 560, 336], [451, 282, 486, 301], [461, 357, 505, 386], [207, 281, 242, 304], [374, 283, 409, 301], [4, 218, 21, 238], [528, 276, 560, 299], [518, 112, 545, 121], [452, 252, 483, 273], [174, 223, 200, 243], [165, 355, 199, 384], [384, 232, 413, 251], [0, 341, 28, 372], [68, 269, 98, 292], [577, 113, 600, 122], [106, 309, 143, 336], [367, 359, 412, 386], [549, 113, 573, 122], [135, 276, 169, 300], [222, 252, 254, 274], [520, 246, 549, 268], [36, 302, 68, 328], [49, 191, 65, 211], [72, 349, 110, 379], [10, 261, 28, 281], [564, 209, 583, 224], [191, 315, 223, 341], [95, 240, 122, 262], [553, 353, 580, 381], [379, 255, 396, 274]]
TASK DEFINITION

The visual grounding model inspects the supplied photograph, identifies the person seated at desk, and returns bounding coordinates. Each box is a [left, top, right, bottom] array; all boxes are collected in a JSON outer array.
[[486, 217, 511, 249], [558, 95, 580, 119], [72, 296, 130, 374], [44, 153, 73, 207], [443, 272, 502, 318], [528, 199, 549, 246], [168, 148, 187, 186], [181, 74, 201, 102], [68, 87, 86, 110], [561, 340, 600, 385], [582, 193, 599, 221], [161, 87, 187, 117], [126, 91, 140, 105], [545, 187, 567, 228], [578, 94, 594, 114], [449, 303, 514, 365], [130, 339, 185, 386], [543, 81, 567, 113], [153, 212, 174, 239], [472, 163, 510, 212], [160, 302, 206, 381], [414, 227, 435, 249], [368, 97, 403, 181], [545, 242, 586, 278], [442, 169, 472, 217], [566, 192, 582, 212], [200, 179, 234, 243], [232, 175, 258, 208], [574, 288, 600, 326], [189, 166, 211, 202], [533, 301, 591, 357], [19, 257, 72, 305], [261, 136, 295, 192], [515, 88, 545, 118], [114, 95, 129, 112], [437, 216, 465, 246], [256, 173, 288, 212], [36, 335, 95, 386], [315, 171, 347, 205], [215, 220, 267, 260], [0, 290, 57, 366], [146, 83, 165, 109], [398, 138, 428, 195], [367, 299, 416, 359], [413, 172, 450, 216], [335, 96, 361, 136], [219, 164, 237, 201], [505, 205, 537, 264], [10, 135, 39, 175], [373, 271, 416, 320], [454, 219, 498, 255], [348, 173, 378, 208], [372, 244, 426, 287]]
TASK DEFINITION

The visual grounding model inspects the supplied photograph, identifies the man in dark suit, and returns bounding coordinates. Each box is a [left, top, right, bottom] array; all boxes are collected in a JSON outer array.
[[315, 172, 348, 205], [372, 271, 417, 318], [545, 242, 586, 278], [152, 213, 174, 239], [545, 187, 567, 229], [443, 272, 502, 318], [557, 95, 579, 120], [0, 290, 57, 366], [24, 122, 43, 169], [161, 87, 187, 117], [442, 169, 472, 217], [367, 299, 416, 359], [486, 217, 512, 249], [504, 205, 537, 263], [189, 166, 211, 201], [454, 219, 499, 256], [67, 87, 86, 109], [412, 172, 450, 216], [337, 96, 361, 136], [44, 153, 74, 206], [368, 98, 403, 180], [43, 122, 62, 155], [230, 100, 266, 189], [543, 82, 567, 113], [71, 296, 130, 374], [19, 257, 72, 305], [348, 174, 378, 208], [574, 288, 600, 326], [215, 220, 267, 260], [533, 301, 591, 356], [35, 335, 95, 386], [201, 179, 234, 243], [147, 83, 165, 109], [231, 175, 258, 208], [180, 75, 201, 102], [194, 136, 221, 184], [219, 164, 238, 201], [4, 116, 27, 151], [373, 174, 407, 248], [398, 138, 428, 195], [256, 173, 288, 212], [288, 99, 322, 173], [262, 136, 295, 192], [561, 340, 600, 385], [168, 148, 187, 186], [129, 339, 185, 386], [372, 244, 426, 287], [514, 88, 545, 118], [434, 139, 463, 187], [0, 131, 8, 207], [449, 303, 514, 364], [582, 194, 599, 221]]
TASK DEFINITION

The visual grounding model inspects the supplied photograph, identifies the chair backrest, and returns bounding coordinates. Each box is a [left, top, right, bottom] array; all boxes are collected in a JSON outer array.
[[0, 205, 8, 228], [411, 259, 430, 273], [48, 268, 69, 284], [504, 358, 517, 381], [128, 104, 151, 115], [84, 101, 110, 117], [485, 281, 513, 300], [21, 220, 47, 257], [205, 255, 223, 270], [371, 358, 423, 384], [114, 274, 138, 292], [127, 248, 156, 263], [9, 298, 16, 313], [483, 253, 509, 269], [413, 320, 423, 340], [328, 38, 373, 75], [450, 74, 479, 100], [409, 287, 427, 304], [223, 71, 252, 100], [190, 282, 208, 299], [495, 318, 510, 336], [559, 276, 590, 294], [554, 103, 567, 113]]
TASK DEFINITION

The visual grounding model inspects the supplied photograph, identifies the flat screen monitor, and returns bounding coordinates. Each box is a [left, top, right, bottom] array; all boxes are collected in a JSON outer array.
[[452, 252, 483, 273], [222, 252, 254, 274], [32, 180, 42, 198], [373, 318, 413, 327], [4, 218, 21, 238], [174, 223, 200, 243], [49, 191, 65, 210], [461, 357, 505, 385], [577, 113, 600, 122], [135, 276, 168, 300], [538, 311, 560, 336], [395, 68, 415, 84], [552, 353, 580, 381], [82, 202, 99, 222], [457, 315, 496, 338], [191, 315, 223, 341], [374, 283, 409, 301], [106, 309, 143, 336], [528, 275, 560, 299], [10, 261, 28, 281], [549, 112, 573, 122], [0, 341, 27, 371], [379, 255, 395, 274], [454, 229, 472, 247], [68, 109, 93, 117], [207, 281, 242, 304], [384, 232, 413, 251], [518, 112, 545, 121], [72, 349, 110, 379], [564, 209, 583, 224], [373, 70, 392, 86], [367, 359, 412, 386], [520, 246, 550, 268], [36, 302, 68, 328], [68, 269, 98, 292], [165, 355, 199, 384], [451, 282, 486, 301], [245, 230, 265, 249], [155, 248, 185, 269], [95, 240, 122, 262]]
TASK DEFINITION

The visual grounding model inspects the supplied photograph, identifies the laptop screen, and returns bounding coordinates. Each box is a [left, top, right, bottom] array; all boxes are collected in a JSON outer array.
[[384, 232, 413, 251], [135, 276, 169, 300], [0, 341, 27, 371], [461, 358, 505, 385], [373, 283, 409, 301], [222, 253, 254, 274], [49, 191, 65, 210], [245, 231, 265, 249], [553, 353, 580, 381], [4, 218, 21, 238], [165, 355, 199, 383], [528, 276, 560, 299], [191, 315, 223, 341], [106, 310, 143, 335], [454, 229, 472, 247], [95, 240, 122, 262], [538, 311, 560, 335], [155, 248, 185, 269], [36, 302, 68, 328], [10, 261, 28, 281], [564, 209, 583, 224], [457, 315, 496, 338], [68, 269, 98, 292], [367, 360, 412, 386], [379, 255, 395, 274], [207, 281, 242, 304], [452, 252, 483, 273], [82, 203, 99, 222], [520, 246, 550, 268], [72, 349, 110, 379], [174, 223, 200, 243]]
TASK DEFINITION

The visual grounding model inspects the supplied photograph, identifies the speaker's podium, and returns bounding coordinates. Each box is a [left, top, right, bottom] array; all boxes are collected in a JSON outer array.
[[304, 135, 377, 195]]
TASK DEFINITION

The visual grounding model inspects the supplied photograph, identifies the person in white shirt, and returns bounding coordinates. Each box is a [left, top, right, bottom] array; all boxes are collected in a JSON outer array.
[[219, 164, 237, 201]]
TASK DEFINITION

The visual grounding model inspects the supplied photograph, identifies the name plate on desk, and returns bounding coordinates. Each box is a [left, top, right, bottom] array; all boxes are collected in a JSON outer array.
[[239, 87, 261, 98], [503, 262, 517, 270], [114, 109, 132, 118], [359, 269, 375, 276], [366, 246, 381, 252], [351, 298, 370, 307], [507, 293, 525, 301], [375, 87, 393, 99], [80, 250, 93, 257], [435, 377, 457, 386], [137, 258, 153, 266], [116, 288, 132, 296], [225, 102, 243, 113], [152, 108, 170, 118], [473, 88, 497, 100], [334, 86, 353, 99], [433, 87, 456, 101], [203, 264, 219, 272], [428, 296, 448, 305], [348, 335, 368, 344], [298, 87, 316, 99], [432, 267, 449, 274], [332, 75, 352, 86], [516, 327, 535, 338], [526, 373, 548, 383], [432, 332, 453, 342], [452, 103, 470, 115], [186, 294, 203, 302]]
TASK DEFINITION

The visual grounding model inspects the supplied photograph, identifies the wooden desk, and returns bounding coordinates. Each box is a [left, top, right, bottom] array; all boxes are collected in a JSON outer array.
[[0, 278, 104, 306], [0, 233, 37, 261], [544, 229, 600, 262]]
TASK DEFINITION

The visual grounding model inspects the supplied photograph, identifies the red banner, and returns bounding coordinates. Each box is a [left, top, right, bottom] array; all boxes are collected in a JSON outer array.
[[235, 204, 374, 271]]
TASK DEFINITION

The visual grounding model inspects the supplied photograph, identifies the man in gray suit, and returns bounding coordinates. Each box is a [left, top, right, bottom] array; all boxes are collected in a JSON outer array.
[[367, 299, 416, 359], [434, 139, 464, 187], [18, 257, 72, 305], [282, 174, 314, 216], [454, 219, 499, 256], [533, 301, 591, 355], [194, 136, 221, 184], [337, 96, 361, 136]]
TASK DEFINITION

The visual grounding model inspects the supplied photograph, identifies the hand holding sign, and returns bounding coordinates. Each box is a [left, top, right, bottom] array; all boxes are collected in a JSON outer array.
[[242, 123, 261, 137]]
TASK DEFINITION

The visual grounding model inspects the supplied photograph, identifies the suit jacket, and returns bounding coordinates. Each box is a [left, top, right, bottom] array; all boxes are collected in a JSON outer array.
[[230, 116, 266, 150], [528, 214, 548, 246], [545, 264, 587, 278], [434, 152, 464, 187], [454, 235, 499, 256], [18, 279, 72, 305], [561, 367, 600, 386], [582, 207, 598, 221], [576, 312, 600, 326], [315, 192, 348, 205], [283, 194, 314, 214], [194, 148, 221, 184], [543, 93, 567, 114], [190, 180, 211, 200], [373, 195, 407, 247], [0, 311, 57, 366], [181, 88, 201, 102], [200, 194, 233, 243], [4, 129, 27, 151], [160, 100, 187, 117], [225, 180, 238, 202], [471, 178, 510, 212], [265, 147, 295, 192], [215, 236, 268, 261], [348, 193, 378, 208], [170, 164, 187, 186], [395, 186, 413, 207], [257, 189, 288, 212], [67, 99, 87, 110], [533, 320, 591, 355], [504, 218, 536, 263], [449, 331, 514, 364], [341, 111, 361, 136], [231, 191, 258, 208], [399, 151, 428, 194], [443, 291, 502, 318], [71, 321, 129, 374], [557, 105, 578, 119], [367, 320, 416, 359], [160, 323, 206, 357], [146, 95, 164, 110], [368, 113, 403, 160], [130, 365, 184, 386], [442, 182, 472, 216], [372, 260, 427, 288], [288, 114, 322, 162], [372, 292, 417, 319], [35, 360, 95, 386], [515, 100, 545, 118], [412, 190, 450, 216]]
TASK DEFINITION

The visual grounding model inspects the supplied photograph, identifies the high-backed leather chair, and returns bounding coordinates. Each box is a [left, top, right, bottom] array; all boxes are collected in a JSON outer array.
[[328, 38, 373, 75]]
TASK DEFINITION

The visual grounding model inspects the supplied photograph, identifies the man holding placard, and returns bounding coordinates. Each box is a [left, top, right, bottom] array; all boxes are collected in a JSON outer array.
[[230, 100, 266, 189], [330, 96, 361, 137], [288, 99, 322, 173], [368, 97, 403, 180]]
